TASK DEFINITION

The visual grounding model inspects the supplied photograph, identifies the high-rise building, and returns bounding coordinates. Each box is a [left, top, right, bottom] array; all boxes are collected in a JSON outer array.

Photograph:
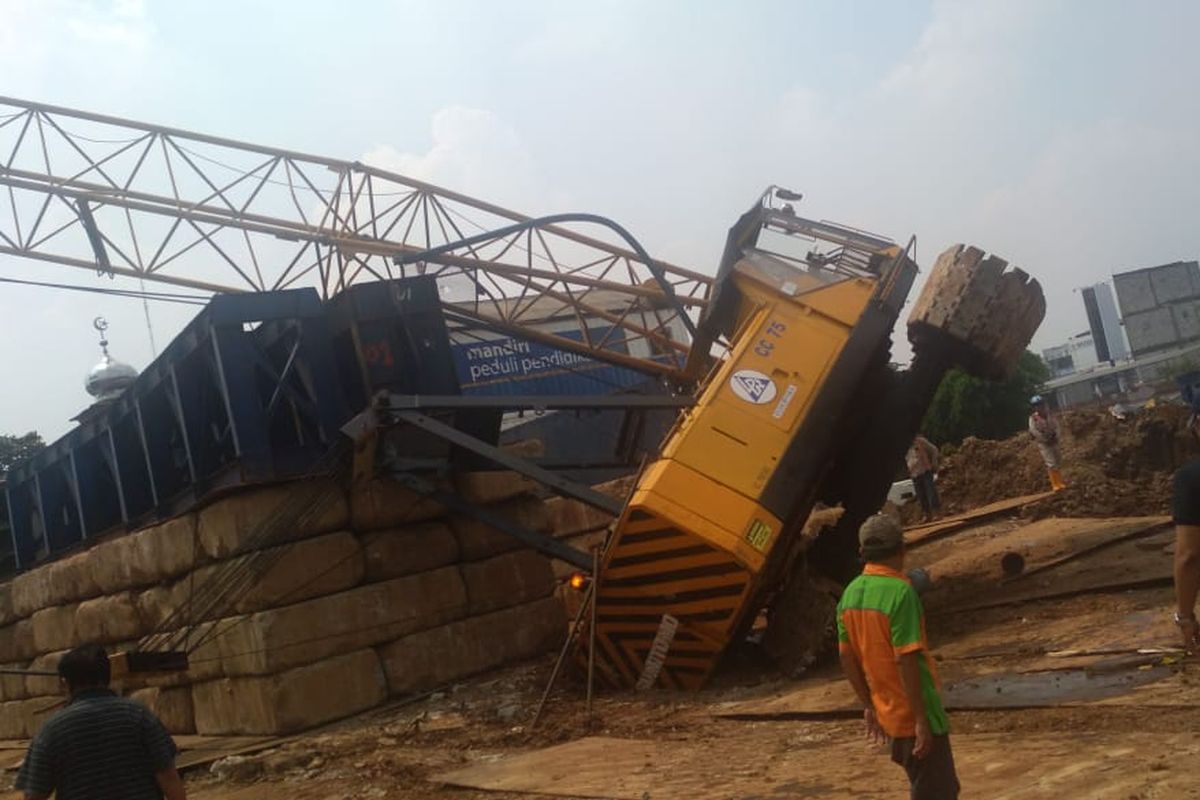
[[1081, 282, 1129, 364], [1112, 261, 1200, 358]]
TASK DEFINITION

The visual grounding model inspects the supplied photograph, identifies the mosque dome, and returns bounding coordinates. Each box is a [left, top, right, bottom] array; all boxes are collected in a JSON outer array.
[[85, 353, 138, 402], [83, 317, 138, 403]]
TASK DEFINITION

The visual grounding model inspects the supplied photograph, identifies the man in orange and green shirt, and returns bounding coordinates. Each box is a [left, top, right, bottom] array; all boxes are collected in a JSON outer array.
[[836, 514, 959, 799]]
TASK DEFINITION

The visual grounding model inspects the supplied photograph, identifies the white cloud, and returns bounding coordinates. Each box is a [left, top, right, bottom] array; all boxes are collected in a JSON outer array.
[[362, 106, 565, 214], [360, 106, 579, 303], [67, 0, 153, 48], [972, 117, 1200, 304], [0, 0, 156, 88], [770, 86, 832, 144], [516, 3, 626, 62], [880, 0, 1047, 104]]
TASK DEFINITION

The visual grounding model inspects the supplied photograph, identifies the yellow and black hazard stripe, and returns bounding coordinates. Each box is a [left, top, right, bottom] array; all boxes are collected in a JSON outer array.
[[580, 508, 753, 690]]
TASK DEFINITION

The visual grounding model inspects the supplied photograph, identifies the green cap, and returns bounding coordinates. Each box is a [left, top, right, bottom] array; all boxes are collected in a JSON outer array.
[[859, 514, 903, 556]]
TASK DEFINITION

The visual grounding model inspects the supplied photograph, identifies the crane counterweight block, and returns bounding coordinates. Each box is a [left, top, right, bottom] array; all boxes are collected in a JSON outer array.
[[907, 244, 1046, 381]]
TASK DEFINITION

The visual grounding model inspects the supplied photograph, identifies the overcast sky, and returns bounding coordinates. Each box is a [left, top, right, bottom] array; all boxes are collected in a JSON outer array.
[[2, 0, 1199, 441]]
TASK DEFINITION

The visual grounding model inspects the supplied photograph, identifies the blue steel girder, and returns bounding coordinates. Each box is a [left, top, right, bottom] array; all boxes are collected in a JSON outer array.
[[4, 287, 349, 569]]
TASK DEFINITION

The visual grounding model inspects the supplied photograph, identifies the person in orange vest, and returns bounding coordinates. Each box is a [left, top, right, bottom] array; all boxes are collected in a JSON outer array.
[[837, 514, 959, 799], [1028, 395, 1066, 491]]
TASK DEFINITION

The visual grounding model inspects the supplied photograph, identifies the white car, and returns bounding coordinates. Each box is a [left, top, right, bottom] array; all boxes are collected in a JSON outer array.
[[888, 478, 915, 507]]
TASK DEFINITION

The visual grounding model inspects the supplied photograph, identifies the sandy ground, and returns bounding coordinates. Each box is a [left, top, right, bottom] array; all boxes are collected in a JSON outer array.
[[5, 512, 1199, 799]]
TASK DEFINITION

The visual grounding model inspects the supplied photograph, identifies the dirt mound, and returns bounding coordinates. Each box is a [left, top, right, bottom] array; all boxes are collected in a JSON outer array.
[[932, 405, 1200, 519]]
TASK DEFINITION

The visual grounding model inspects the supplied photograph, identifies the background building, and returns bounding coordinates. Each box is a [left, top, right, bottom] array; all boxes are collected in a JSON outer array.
[[1040, 270, 1200, 409], [1081, 282, 1129, 362], [1112, 261, 1200, 358], [1042, 331, 1099, 378]]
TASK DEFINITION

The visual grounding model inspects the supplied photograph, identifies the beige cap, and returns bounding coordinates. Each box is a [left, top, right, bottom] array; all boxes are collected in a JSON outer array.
[[859, 513, 903, 554]]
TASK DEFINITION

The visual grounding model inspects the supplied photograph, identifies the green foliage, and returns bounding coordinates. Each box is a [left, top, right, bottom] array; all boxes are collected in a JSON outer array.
[[922, 352, 1050, 446], [0, 431, 44, 474]]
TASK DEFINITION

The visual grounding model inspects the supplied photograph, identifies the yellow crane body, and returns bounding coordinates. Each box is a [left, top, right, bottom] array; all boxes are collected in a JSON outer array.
[[589, 254, 896, 689]]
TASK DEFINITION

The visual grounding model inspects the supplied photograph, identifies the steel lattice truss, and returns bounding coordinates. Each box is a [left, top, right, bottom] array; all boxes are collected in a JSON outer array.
[[0, 97, 711, 377]]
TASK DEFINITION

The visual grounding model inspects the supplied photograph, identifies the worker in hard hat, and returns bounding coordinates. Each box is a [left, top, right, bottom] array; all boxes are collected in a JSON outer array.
[[1028, 395, 1066, 492]]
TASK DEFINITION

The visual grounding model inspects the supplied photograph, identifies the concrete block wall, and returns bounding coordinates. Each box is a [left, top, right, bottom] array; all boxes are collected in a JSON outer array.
[[0, 471, 566, 737], [541, 475, 630, 620]]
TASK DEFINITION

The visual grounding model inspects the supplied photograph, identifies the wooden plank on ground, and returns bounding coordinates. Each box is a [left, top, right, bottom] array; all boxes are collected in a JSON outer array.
[[1002, 519, 1172, 583], [0, 734, 280, 775], [905, 491, 1055, 547], [949, 527, 1175, 613], [712, 677, 855, 718], [917, 516, 1171, 613], [175, 736, 282, 771], [933, 600, 1178, 665], [431, 732, 1200, 800], [432, 735, 865, 799], [716, 661, 1179, 719]]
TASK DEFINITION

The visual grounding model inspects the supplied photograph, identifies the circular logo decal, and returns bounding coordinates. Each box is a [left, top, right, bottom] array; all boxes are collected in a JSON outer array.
[[729, 369, 777, 404]]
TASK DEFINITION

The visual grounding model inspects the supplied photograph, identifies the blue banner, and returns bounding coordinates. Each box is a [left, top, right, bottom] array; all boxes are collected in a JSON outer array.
[[451, 328, 647, 396]]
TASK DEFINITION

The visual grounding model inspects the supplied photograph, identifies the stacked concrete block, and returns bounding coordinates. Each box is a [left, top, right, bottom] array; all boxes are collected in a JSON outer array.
[[360, 522, 459, 581], [25, 651, 66, 697], [377, 596, 564, 696], [93, 515, 202, 594], [461, 550, 557, 616], [31, 604, 79, 654], [540, 477, 631, 622], [0, 618, 36, 664], [193, 648, 386, 735], [208, 566, 469, 676], [0, 469, 566, 738], [541, 476, 628, 581], [197, 478, 348, 560], [133, 530, 364, 630], [451, 497, 551, 561], [0, 696, 61, 739], [11, 571, 55, 620], [128, 686, 195, 735], [0, 661, 29, 702], [454, 470, 539, 505], [0, 582, 14, 626], [349, 479, 443, 531], [75, 594, 145, 645], [229, 529, 365, 614], [46, 553, 103, 606]]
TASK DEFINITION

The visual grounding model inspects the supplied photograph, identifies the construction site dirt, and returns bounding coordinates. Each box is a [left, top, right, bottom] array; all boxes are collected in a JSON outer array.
[[4, 506, 1196, 799], [920, 404, 1200, 521]]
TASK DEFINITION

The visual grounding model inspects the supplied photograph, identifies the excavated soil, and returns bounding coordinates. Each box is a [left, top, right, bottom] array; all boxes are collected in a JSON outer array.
[[932, 404, 1200, 519]]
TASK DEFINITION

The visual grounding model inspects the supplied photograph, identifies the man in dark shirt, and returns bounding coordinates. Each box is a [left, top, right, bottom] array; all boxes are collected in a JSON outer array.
[[1174, 409, 1200, 651], [16, 644, 187, 800]]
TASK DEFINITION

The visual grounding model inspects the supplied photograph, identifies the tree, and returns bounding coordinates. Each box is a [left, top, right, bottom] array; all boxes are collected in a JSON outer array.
[[0, 431, 44, 474], [921, 352, 1050, 446]]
